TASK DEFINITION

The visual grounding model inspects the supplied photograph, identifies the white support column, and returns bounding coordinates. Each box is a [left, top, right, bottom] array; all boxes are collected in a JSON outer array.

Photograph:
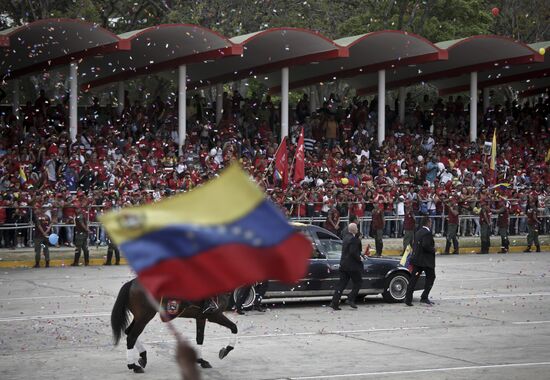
[[216, 83, 223, 124], [69, 62, 78, 143], [178, 64, 187, 155], [398, 86, 405, 124], [281, 67, 289, 141], [469, 71, 478, 142], [117, 81, 125, 115], [309, 86, 316, 113], [12, 79, 19, 118], [483, 87, 490, 113], [377, 69, 386, 146]]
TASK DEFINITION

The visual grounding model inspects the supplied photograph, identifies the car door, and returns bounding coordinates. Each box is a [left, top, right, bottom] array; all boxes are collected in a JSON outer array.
[[314, 231, 344, 294]]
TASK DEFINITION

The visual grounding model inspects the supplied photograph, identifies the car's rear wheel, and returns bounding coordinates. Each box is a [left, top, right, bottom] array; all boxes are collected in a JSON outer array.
[[232, 286, 256, 309], [382, 272, 409, 302]]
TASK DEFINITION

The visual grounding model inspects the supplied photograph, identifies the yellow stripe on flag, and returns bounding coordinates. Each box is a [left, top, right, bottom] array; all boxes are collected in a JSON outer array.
[[99, 163, 264, 245]]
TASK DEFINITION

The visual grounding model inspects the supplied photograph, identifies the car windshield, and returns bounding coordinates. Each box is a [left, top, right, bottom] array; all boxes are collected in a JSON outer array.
[[318, 239, 343, 260]]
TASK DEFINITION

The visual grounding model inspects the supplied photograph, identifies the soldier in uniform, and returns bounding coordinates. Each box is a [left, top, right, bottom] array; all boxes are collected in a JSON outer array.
[[402, 201, 416, 254], [524, 200, 541, 253], [444, 198, 460, 255], [371, 201, 385, 257], [71, 208, 90, 266], [33, 210, 51, 268], [104, 233, 120, 265], [492, 199, 510, 253], [478, 201, 491, 254]]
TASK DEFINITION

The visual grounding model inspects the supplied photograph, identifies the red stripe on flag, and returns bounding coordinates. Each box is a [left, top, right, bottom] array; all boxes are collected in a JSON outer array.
[[137, 233, 312, 300]]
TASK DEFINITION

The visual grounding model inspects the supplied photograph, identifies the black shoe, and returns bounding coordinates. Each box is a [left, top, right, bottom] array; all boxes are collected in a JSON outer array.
[[498, 250, 507, 254], [452, 251, 459, 255], [253, 305, 266, 312], [330, 303, 341, 311], [523, 248, 531, 253], [348, 302, 358, 309], [536, 246, 541, 253], [33, 263, 40, 268], [420, 299, 434, 305], [45, 261, 49, 268], [236, 309, 245, 315], [103, 262, 111, 266], [84, 261, 89, 266], [405, 301, 413, 307], [70, 262, 78, 267], [115, 261, 120, 265]]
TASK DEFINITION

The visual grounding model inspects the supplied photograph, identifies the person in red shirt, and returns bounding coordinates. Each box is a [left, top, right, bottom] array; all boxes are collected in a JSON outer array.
[[524, 200, 540, 252]]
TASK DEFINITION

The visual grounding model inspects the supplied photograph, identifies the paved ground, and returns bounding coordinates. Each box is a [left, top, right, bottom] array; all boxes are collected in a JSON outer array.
[[1, 253, 550, 379]]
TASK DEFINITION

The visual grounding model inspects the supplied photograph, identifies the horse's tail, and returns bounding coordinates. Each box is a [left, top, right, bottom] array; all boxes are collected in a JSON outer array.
[[111, 279, 132, 346]]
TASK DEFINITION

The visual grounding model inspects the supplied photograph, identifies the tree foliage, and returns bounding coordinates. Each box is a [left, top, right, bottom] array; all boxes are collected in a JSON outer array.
[[1, 0, 546, 42]]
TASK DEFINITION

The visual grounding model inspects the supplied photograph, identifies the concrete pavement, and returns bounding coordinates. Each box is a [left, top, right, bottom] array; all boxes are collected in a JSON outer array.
[[0, 253, 550, 379]]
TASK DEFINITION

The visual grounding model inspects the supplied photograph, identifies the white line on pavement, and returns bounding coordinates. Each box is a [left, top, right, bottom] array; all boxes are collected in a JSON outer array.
[[439, 292, 550, 300], [0, 295, 93, 302], [0, 312, 110, 322], [512, 320, 550, 325], [288, 361, 550, 379]]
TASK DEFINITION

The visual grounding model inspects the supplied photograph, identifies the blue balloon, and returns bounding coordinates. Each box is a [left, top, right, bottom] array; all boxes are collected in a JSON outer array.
[[48, 234, 59, 246]]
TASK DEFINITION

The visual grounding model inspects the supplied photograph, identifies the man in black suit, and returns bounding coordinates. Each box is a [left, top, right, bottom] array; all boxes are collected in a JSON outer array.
[[330, 223, 363, 310], [405, 216, 436, 306]]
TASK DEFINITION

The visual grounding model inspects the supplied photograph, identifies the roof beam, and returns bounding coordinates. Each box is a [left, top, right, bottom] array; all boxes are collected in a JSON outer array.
[[186, 47, 349, 89], [438, 68, 550, 96], [82, 45, 243, 90], [357, 53, 544, 95], [270, 50, 447, 93]]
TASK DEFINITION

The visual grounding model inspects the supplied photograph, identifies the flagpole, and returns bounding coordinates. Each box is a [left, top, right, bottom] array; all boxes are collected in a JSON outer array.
[[261, 136, 286, 181], [143, 290, 200, 380]]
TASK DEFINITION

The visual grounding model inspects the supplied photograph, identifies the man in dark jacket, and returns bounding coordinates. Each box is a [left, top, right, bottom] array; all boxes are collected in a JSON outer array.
[[330, 223, 363, 310], [405, 216, 436, 306]]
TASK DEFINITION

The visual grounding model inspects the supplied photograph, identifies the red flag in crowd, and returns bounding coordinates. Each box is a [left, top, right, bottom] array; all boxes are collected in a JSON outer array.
[[294, 128, 305, 184], [273, 137, 289, 189]]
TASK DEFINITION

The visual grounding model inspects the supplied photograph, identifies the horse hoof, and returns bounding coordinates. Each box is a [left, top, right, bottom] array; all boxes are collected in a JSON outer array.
[[197, 358, 212, 369], [138, 351, 147, 368], [127, 363, 144, 373], [219, 345, 234, 360]]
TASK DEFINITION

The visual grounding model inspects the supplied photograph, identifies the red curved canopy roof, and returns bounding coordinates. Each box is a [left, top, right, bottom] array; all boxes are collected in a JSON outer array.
[[268, 30, 447, 93], [354, 35, 544, 95], [0, 18, 130, 80]]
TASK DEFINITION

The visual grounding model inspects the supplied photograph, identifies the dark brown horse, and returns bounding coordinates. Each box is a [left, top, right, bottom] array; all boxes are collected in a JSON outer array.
[[111, 278, 238, 373]]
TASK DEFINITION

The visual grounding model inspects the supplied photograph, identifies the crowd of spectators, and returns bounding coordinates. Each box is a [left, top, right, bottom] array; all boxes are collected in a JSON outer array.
[[0, 87, 549, 249]]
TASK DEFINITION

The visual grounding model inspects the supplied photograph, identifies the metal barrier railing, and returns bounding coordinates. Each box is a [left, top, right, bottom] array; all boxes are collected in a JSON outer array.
[[0, 205, 548, 248]]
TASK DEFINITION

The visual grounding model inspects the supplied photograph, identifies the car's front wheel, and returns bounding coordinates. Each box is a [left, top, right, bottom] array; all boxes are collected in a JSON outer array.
[[382, 272, 409, 302]]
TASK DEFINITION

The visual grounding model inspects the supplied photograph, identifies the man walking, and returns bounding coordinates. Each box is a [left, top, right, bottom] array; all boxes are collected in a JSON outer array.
[[331, 223, 363, 310], [405, 217, 436, 306], [524, 200, 541, 253]]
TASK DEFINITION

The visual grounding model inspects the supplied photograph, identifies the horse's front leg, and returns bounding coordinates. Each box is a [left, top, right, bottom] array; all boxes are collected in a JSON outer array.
[[195, 318, 212, 368], [208, 313, 238, 360]]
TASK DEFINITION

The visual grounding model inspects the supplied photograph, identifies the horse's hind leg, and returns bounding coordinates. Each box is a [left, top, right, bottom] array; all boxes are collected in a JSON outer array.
[[208, 313, 238, 360], [195, 318, 212, 368], [126, 312, 155, 373]]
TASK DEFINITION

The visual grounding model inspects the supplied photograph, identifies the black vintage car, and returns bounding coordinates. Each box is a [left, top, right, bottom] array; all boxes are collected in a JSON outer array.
[[234, 223, 425, 307]]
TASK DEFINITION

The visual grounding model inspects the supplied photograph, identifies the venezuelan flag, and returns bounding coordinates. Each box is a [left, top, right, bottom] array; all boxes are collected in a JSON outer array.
[[100, 164, 312, 300]]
